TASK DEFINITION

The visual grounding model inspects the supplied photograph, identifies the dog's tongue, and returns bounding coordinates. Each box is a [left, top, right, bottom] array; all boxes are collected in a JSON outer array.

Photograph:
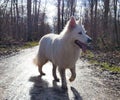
[[75, 40, 87, 52], [81, 44, 87, 52], [79, 42, 87, 53]]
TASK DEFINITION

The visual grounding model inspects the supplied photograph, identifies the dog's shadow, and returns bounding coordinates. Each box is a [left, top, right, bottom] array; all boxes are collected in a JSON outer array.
[[29, 76, 82, 100]]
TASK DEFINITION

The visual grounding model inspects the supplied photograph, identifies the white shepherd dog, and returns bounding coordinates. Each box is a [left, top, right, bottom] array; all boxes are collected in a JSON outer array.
[[34, 16, 92, 90]]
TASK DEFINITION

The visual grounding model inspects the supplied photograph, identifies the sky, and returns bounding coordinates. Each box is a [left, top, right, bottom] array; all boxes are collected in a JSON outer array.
[[44, 0, 84, 25], [41, 0, 57, 25]]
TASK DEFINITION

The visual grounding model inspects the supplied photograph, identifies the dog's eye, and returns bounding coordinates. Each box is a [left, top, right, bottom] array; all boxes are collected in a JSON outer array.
[[78, 32, 82, 35]]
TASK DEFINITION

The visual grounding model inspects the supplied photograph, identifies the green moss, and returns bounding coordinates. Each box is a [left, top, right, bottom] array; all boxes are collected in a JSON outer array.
[[101, 62, 120, 73], [81, 50, 94, 59], [89, 59, 120, 73], [89, 60, 98, 64], [22, 41, 38, 49], [0, 41, 39, 55], [86, 50, 94, 58], [85, 50, 120, 73]]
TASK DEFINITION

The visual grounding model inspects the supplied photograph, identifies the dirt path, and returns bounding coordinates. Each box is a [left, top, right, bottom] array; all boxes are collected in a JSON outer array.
[[0, 46, 119, 100]]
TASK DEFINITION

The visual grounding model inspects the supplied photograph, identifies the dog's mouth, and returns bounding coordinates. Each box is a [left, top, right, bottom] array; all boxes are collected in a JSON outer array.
[[74, 40, 87, 52]]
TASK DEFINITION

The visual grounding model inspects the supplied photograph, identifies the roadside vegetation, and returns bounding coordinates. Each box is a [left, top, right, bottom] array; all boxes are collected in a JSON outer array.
[[82, 50, 120, 73], [21, 41, 39, 49], [0, 41, 38, 56]]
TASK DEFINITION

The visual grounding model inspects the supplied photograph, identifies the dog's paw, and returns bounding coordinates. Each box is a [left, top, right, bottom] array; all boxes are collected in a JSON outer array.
[[42, 73, 46, 75], [54, 78, 60, 82], [61, 85, 68, 91], [40, 72, 46, 76], [69, 77, 75, 82]]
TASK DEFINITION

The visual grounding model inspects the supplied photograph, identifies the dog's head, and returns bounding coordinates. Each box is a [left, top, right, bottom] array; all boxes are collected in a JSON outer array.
[[65, 16, 92, 52]]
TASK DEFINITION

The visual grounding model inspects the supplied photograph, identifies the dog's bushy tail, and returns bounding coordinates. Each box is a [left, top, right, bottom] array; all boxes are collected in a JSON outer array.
[[33, 56, 38, 66]]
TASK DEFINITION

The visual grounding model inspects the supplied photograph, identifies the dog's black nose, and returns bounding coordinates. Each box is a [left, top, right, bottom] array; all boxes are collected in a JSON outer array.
[[87, 38, 92, 43]]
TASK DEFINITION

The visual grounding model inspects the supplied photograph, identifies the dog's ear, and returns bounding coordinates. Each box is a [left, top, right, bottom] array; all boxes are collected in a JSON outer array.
[[68, 16, 76, 29]]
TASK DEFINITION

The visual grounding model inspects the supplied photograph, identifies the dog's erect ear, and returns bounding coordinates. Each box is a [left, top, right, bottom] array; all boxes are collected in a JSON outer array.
[[68, 16, 76, 29]]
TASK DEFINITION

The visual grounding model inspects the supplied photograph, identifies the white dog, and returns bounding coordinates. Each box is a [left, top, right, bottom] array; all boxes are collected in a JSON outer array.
[[34, 16, 92, 90]]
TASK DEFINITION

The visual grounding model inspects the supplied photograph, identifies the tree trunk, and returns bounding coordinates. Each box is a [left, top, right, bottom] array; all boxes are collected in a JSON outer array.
[[57, 0, 61, 34], [34, 0, 38, 33], [102, 0, 109, 47], [103, 0, 109, 33], [61, 0, 64, 29], [93, 0, 98, 44], [15, 0, 19, 40], [10, 0, 13, 38], [114, 0, 119, 46], [27, 0, 32, 41], [90, 0, 94, 37]]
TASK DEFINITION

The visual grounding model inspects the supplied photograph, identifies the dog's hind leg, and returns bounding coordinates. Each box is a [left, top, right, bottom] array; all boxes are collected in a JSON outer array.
[[59, 68, 67, 90], [52, 64, 59, 82], [69, 67, 76, 82], [38, 65, 45, 76], [38, 59, 48, 76]]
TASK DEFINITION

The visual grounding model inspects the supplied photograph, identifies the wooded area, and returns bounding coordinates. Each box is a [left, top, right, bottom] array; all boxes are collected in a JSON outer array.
[[0, 0, 51, 42], [56, 0, 120, 50], [0, 0, 120, 50]]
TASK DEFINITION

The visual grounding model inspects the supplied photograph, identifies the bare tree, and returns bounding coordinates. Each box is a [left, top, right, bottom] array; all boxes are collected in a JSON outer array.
[[33, 0, 38, 33], [113, 0, 119, 46], [103, 0, 110, 33], [15, 0, 19, 40], [89, 0, 94, 37], [27, 0, 32, 41], [57, 0, 61, 34], [94, 0, 98, 39], [102, 0, 110, 47], [61, 0, 64, 29]]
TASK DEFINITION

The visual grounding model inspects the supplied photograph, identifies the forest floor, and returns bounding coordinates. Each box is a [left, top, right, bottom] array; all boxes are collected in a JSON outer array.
[[0, 41, 38, 57]]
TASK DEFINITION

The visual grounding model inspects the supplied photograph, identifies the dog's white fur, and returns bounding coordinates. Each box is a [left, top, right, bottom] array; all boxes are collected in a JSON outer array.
[[34, 16, 91, 90]]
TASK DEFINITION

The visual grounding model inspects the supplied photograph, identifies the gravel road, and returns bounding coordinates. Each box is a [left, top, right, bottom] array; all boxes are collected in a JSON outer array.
[[0, 46, 119, 100]]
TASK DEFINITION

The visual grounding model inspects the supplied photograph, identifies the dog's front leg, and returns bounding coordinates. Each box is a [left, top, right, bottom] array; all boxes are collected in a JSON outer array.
[[69, 67, 76, 82], [59, 68, 67, 90]]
